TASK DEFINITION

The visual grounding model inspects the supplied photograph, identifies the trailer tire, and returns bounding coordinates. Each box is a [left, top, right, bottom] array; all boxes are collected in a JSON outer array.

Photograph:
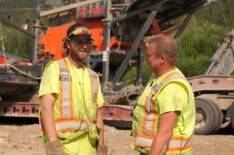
[[232, 112, 234, 131], [195, 98, 221, 135], [209, 100, 223, 133]]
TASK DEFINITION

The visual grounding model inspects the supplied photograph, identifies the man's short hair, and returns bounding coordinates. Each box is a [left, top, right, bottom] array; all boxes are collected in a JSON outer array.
[[147, 34, 178, 65]]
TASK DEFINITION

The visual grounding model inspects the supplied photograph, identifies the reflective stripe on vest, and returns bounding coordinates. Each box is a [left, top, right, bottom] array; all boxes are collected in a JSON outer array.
[[40, 58, 99, 134], [132, 131, 193, 152], [132, 71, 193, 153], [55, 119, 95, 133], [55, 59, 99, 132], [142, 72, 185, 136], [58, 59, 74, 119], [87, 68, 99, 104]]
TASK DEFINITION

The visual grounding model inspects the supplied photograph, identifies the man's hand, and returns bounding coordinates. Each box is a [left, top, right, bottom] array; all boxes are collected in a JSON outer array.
[[97, 107, 104, 145], [96, 107, 107, 155], [44, 139, 67, 155], [148, 111, 179, 155], [97, 144, 108, 155]]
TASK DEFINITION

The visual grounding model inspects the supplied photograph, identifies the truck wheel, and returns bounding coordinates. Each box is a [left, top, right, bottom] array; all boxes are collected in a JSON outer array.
[[232, 112, 234, 131], [208, 99, 223, 133], [195, 98, 221, 135]]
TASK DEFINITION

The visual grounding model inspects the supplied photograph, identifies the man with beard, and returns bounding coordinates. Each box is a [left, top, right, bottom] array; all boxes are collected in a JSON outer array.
[[39, 23, 107, 155]]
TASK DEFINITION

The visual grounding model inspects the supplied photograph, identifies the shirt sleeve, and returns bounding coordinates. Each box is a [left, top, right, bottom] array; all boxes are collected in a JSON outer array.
[[96, 77, 105, 108], [156, 82, 188, 115], [38, 61, 59, 98]]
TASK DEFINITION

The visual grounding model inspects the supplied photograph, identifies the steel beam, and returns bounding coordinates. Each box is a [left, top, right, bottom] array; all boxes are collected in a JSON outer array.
[[136, 48, 143, 85], [0, 102, 39, 117], [111, 0, 169, 24], [112, 9, 158, 85], [32, 0, 41, 63], [102, 0, 111, 87], [188, 76, 234, 94], [174, 12, 193, 39], [0, 18, 34, 38]]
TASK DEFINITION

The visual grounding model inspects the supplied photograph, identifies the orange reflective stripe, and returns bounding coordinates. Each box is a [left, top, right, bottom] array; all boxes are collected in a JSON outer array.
[[142, 96, 149, 134], [141, 95, 158, 136], [133, 131, 155, 139], [54, 119, 96, 133], [64, 59, 74, 119], [134, 131, 192, 142], [39, 117, 44, 132], [88, 68, 99, 104], [95, 75, 99, 104], [171, 136, 190, 141], [151, 99, 157, 136], [132, 139, 151, 148], [96, 85, 99, 105], [55, 119, 95, 124], [132, 130, 193, 152], [140, 71, 186, 136], [166, 145, 192, 152], [58, 62, 64, 118], [69, 80, 74, 118], [57, 59, 74, 119], [89, 69, 94, 100], [132, 70, 193, 151]]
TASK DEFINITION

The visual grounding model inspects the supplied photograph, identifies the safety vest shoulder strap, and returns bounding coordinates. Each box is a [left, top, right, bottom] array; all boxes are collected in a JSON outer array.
[[57, 58, 74, 120], [40, 59, 100, 137], [87, 68, 99, 104], [151, 73, 186, 97], [141, 72, 187, 136]]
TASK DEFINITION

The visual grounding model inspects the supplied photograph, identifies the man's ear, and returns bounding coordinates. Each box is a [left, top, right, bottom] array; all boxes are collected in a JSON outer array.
[[160, 55, 165, 65], [65, 41, 70, 49]]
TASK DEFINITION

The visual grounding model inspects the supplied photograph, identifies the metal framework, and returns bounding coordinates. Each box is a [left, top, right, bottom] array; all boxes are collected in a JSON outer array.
[[0, 0, 216, 123]]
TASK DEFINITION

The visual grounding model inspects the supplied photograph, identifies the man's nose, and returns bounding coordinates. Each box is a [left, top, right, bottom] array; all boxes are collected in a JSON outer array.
[[83, 44, 88, 48]]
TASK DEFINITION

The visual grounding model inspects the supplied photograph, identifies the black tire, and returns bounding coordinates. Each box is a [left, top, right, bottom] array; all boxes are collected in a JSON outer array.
[[195, 98, 222, 135], [209, 100, 223, 133], [232, 112, 234, 132]]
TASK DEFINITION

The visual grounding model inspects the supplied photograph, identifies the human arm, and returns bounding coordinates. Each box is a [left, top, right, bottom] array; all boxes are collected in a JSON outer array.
[[41, 94, 57, 142], [39, 62, 60, 142], [148, 111, 179, 155], [95, 77, 107, 154], [149, 82, 188, 155]]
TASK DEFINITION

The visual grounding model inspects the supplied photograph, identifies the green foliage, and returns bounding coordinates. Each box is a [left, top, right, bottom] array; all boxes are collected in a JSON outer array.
[[123, 60, 151, 85], [0, 0, 36, 59], [177, 0, 234, 77], [0, 0, 233, 81], [124, 0, 234, 83]]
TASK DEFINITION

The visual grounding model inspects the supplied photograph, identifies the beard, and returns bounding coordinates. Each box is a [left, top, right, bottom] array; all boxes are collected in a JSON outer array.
[[70, 49, 89, 63]]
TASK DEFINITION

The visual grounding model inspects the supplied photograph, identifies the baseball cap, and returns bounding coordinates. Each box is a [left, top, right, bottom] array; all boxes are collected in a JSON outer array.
[[66, 23, 94, 41]]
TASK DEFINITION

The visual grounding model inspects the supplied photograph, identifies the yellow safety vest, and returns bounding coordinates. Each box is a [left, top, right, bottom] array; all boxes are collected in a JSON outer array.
[[39, 58, 99, 142], [132, 70, 195, 154]]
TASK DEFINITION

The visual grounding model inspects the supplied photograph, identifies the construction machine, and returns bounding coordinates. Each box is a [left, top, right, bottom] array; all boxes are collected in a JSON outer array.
[[1, 0, 233, 134], [190, 29, 234, 134]]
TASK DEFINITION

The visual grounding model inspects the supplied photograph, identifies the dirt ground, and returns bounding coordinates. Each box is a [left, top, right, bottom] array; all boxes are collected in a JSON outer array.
[[0, 118, 234, 155]]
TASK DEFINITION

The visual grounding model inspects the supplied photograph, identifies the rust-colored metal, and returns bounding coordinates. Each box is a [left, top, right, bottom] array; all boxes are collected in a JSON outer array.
[[101, 105, 133, 121], [0, 101, 133, 122], [188, 76, 234, 93], [152, 19, 161, 35], [0, 102, 39, 117]]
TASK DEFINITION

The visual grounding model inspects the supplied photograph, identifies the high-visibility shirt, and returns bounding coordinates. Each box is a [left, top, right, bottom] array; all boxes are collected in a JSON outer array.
[[38, 57, 104, 143], [131, 68, 195, 155]]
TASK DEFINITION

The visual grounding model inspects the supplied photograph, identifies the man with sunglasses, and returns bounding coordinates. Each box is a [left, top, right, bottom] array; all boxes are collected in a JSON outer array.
[[39, 23, 107, 155]]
